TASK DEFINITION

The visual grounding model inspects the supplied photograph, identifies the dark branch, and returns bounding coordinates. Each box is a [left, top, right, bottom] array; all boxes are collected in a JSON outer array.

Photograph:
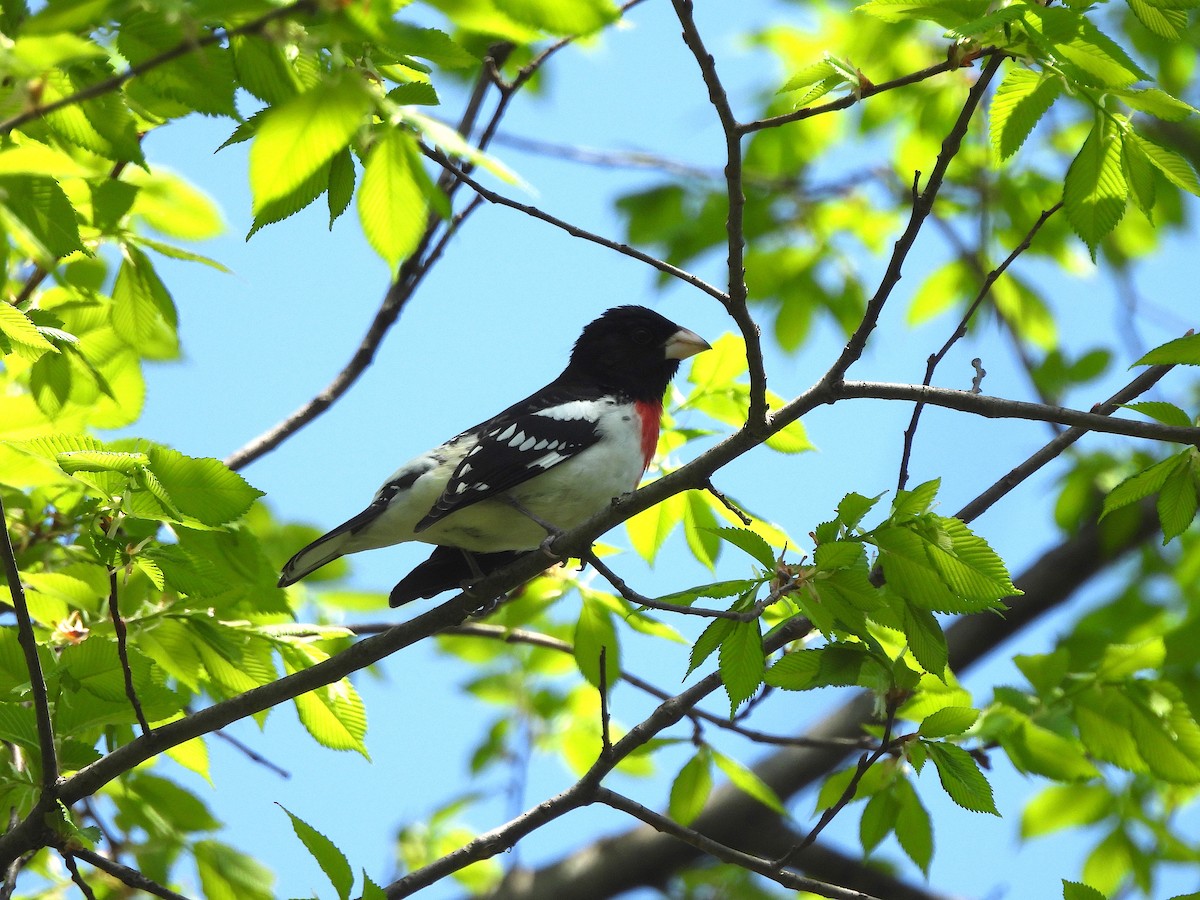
[[108, 568, 150, 736], [70, 846, 193, 900]]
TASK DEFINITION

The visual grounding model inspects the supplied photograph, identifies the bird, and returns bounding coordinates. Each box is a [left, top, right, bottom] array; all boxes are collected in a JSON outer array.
[[278, 305, 710, 607]]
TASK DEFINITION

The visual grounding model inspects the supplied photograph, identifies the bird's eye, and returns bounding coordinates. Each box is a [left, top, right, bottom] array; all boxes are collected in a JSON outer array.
[[631, 328, 652, 345]]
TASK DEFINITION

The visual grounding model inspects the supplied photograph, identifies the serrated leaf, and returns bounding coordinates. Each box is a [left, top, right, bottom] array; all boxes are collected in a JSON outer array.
[[493, 0, 620, 34], [1116, 88, 1198, 122], [893, 778, 933, 873], [279, 645, 369, 756], [704, 527, 776, 568], [0, 302, 56, 357], [146, 446, 265, 526], [1134, 333, 1200, 366], [111, 247, 179, 361], [710, 747, 787, 814], [920, 706, 979, 739], [687, 616, 735, 676], [1063, 881, 1107, 900], [669, 750, 712, 826], [657, 579, 764, 607], [779, 59, 843, 93], [1102, 452, 1187, 517], [765, 643, 886, 691], [328, 148, 356, 229], [683, 491, 721, 570], [924, 741, 998, 815], [860, 787, 899, 853], [990, 68, 1061, 161], [1122, 131, 1158, 219], [626, 490, 685, 564], [1156, 462, 1198, 541], [56, 450, 149, 474], [902, 602, 948, 676], [1063, 117, 1127, 258], [357, 129, 429, 268], [718, 620, 764, 713], [1004, 719, 1101, 782], [281, 806, 354, 900], [1130, 131, 1200, 197], [249, 76, 373, 213], [1126, 0, 1187, 39]]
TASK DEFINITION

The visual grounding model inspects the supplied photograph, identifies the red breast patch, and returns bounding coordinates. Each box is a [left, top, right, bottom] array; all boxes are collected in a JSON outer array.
[[634, 399, 662, 472]]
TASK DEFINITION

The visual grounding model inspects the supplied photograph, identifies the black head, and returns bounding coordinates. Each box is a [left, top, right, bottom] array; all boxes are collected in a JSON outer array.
[[564, 305, 709, 402]]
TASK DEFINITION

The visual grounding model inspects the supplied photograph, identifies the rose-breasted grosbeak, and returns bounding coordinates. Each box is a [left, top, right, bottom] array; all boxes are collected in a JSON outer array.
[[278, 306, 709, 606]]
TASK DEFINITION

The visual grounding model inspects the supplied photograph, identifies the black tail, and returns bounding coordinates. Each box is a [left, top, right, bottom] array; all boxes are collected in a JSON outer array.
[[389, 546, 525, 607]]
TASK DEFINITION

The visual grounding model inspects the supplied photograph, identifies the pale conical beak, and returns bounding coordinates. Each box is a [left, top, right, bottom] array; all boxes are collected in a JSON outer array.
[[664, 327, 711, 360]]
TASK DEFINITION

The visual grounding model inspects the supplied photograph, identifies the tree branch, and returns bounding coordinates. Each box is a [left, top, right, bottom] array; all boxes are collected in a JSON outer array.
[[741, 51, 1000, 134], [69, 846, 193, 900], [419, 145, 729, 304], [484, 504, 1161, 899], [822, 54, 1004, 387], [107, 568, 150, 736], [669, 0, 768, 428], [0, 496, 57, 791], [594, 788, 882, 900], [840, 380, 1200, 445]]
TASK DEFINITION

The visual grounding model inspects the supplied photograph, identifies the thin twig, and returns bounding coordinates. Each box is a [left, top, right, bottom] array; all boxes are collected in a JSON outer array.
[[774, 700, 899, 868], [896, 201, 1064, 492], [595, 788, 882, 900], [384, 615, 814, 897], [212, 729, 290, 779], [582, 551, 769, 621], [741, 51, 999, 135], [0, 0, 316, 135], [670, 0, 768, 428], [0, 496, 57, 790], [598, 647, 613, 761], [955, 363, 1179, 524], [419, 144, 729, 304], [70, 846, 194, 900], [822, 54, 1005, 388], [107, 569, 150, 736], [705, 480, 752, 525], [61, 852, 98, 900], [433, 623, 862, 750]]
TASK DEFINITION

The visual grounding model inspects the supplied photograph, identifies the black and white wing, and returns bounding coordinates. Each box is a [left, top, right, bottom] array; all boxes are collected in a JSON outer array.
[[413, 386, 609, 532]]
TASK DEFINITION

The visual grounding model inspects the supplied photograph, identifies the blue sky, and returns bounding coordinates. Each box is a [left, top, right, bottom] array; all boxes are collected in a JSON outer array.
[[101, 1, 1200, 898]]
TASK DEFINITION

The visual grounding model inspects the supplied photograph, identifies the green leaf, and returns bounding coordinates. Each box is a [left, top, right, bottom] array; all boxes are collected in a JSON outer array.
[[860, 787, 899, 853], [249, 76, 373, 213], [1123, 401, 1192, 427], [919, 706, 979, 739], [1156, 460, 1198, 541], [362, 874, 387, 900], [657, 579, 765, 607], [358, 129, 429, 268], [1126, 0, 1187, 39], [765, 643, 887, 692], [1004, 718, 1101, 782], [718, 619, 764, 713], [232, 35, 302, 105], [704, 527, 776, 568], [1063, 882, 1106, 900], [669, 749, 712, 826], [279, 645, 369, 756], [893, 778, 933, 873], [990, 68, 1061, 161], [1116, 88, 1198, 122], [56, 450, 148, 474], [855, 0, 990, 26], [0, 302, 57, 359], [111, 247, 179, 361], [1129, 131, 1200, 197], [1063, 117, 1127, 258], [0, 174, 84, 262], [924, 741, 998, 814], [574, 594, 620, 690], [627, 490, 685, 564], [1021, 783, 1112, 838], [1122, 132, 1158, 219], [493, 0, 620, 35], [1134, 333, 1200, 366], [891, 478, 940, 521], [683, 491, 722, 570], [710, 747, 787, 814], [902, 602, 948, 676], [281, 806, 354, 900], [687, 616, 735, 676], [328, 148, 356, 229], [194, 840, 273, 900], [1102, 452, 1187, 517], [146, 446, 265, 527]]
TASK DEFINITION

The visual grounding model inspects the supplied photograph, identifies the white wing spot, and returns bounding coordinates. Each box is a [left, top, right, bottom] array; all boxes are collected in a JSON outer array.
[[519, 436, 537, 451], [534, 399, 609, 421], [454, 483, 468, 494], [496, 424, 517, 442], [508, 431, 526, 447], [534, 439, 549, 451], [460, 463, 472, 476]]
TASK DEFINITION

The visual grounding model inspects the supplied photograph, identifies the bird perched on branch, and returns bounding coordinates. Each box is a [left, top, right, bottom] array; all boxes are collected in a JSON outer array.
[[278, 305, 710, 606]]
